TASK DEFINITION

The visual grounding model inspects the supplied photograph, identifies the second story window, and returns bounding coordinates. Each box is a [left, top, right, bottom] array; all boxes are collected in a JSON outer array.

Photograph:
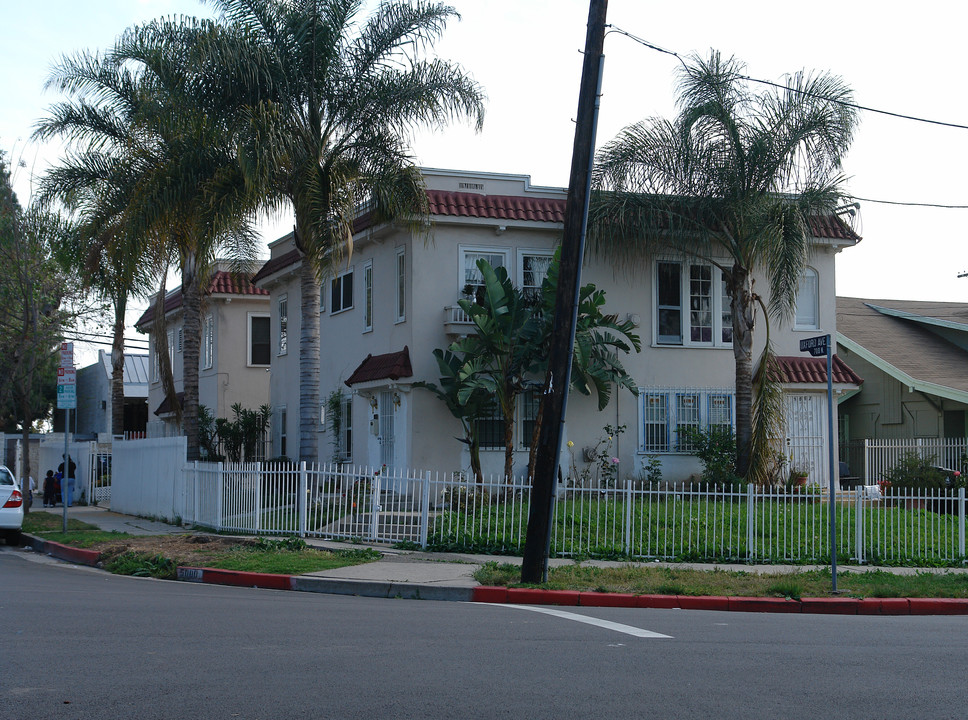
[[202, 315, 214, 369], [461, 247, 508, 301], [655, 260, 732, 347], [520, 250, 553, 301], [362, 260, 373, 332], [278, 295, 288, 355], [395, 247, 406, 323], [249, 314, 270, 366], [331, 269, 353, 314], [795, 267, 820, 329]]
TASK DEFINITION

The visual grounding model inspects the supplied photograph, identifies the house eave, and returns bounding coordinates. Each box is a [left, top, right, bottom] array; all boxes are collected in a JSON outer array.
[[837, 332, 968, 405]]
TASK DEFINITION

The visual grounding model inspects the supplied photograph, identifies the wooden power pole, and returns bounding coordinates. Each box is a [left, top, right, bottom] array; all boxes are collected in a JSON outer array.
[[520, 0, 608, 583]]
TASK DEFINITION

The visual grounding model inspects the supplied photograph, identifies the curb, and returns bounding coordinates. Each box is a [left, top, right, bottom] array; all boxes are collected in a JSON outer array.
[[21, 533, 101, 567], [177, 567, 475, 602], [470, 586, 968, 616]]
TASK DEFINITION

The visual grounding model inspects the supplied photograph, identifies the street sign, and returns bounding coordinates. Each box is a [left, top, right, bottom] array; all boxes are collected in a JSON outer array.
[[60, 342, 74, 368], [799, 335, 828, 357], [57, 367, 76, 384], [57, 384, 76, 409]]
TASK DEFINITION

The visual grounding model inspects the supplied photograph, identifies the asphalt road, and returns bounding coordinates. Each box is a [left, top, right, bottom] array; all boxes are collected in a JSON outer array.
[[2, 547, 966, 719]]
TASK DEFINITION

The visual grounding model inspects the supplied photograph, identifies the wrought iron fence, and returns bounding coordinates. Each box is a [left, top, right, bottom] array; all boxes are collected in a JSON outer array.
[[179, 462, 968, 566]]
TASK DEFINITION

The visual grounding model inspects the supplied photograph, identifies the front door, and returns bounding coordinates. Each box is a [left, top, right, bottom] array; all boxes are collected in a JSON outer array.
[[378, 390, 396, 470], [784, 393, 827, 486]]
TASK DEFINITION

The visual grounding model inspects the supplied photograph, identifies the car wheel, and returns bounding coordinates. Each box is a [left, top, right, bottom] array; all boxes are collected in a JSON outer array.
[[3, 529, 21, 546]]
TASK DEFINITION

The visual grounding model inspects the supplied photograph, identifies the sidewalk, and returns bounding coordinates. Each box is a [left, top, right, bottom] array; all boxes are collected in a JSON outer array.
[[23, 505, 968, 615]]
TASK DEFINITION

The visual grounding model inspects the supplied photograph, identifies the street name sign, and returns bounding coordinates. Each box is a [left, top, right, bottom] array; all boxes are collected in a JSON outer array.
[[799, 335, 828, 357]]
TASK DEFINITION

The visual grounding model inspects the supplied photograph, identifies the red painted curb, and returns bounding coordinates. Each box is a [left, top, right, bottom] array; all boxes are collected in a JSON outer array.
[[729, 596, 802, 613], [800, 598, 859, 615], [635, 594, 679, 609], [858, 598, 910, 615], [908, 598, 968, 615], [198, 568, 293, 591], [472, 586, 509, 603], [45, 540, 101, 567], [678, 595, 729, 611], [579, 592, 638, 608], [506, 588, 580, 606]]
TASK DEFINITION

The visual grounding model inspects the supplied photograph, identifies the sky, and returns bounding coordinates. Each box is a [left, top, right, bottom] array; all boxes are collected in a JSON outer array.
[[3, 0, 968, 364]]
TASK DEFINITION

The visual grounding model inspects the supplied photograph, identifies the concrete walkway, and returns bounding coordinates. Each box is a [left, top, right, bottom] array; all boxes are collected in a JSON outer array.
[[23, 505, 968, 615]]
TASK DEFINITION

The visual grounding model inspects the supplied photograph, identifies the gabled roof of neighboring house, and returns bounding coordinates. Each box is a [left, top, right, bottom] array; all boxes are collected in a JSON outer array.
[[135, 270, 269, 328], [251, 247, 301, 285], [345, 347, 413, 386], [774, 355, 863, 386], [154, 391, 185, 416], [95, 351, 150, 398], [836, 296, 968, 402]]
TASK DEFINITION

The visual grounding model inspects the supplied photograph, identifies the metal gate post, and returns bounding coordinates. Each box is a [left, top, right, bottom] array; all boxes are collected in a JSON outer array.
[[369, 469, 382, 541], [623, 478, 634, 556], [420, 471, 430, 548], [746, 484, 755, 561], [298, 462, 307, 538], [193, 461, 199, 525], [855, 486, 864, 564], [254, 462, 263, 534], [216, 462, 224, 532], [959, 488, 965, 559]]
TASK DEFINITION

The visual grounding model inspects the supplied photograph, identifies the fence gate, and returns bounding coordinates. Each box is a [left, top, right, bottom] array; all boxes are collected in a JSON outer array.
[[784, 393, 828, 486], [378, 390, 396, 469], [88, 442, 112, 506]]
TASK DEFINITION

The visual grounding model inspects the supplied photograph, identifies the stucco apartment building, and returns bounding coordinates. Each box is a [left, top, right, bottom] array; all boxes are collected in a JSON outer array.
[[135, 263, 271, 438], [254, 168, 862, 486]]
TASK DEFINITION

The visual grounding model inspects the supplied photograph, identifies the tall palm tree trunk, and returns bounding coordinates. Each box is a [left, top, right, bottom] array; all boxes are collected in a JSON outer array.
[[111, 295, 127, 437], [181, 257, 202, 461], [730, 264, 756, 479], [298, 250, 320, 465]]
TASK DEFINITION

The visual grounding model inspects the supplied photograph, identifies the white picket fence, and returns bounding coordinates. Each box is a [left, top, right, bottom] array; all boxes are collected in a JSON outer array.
[[168, 461, 968, 566]]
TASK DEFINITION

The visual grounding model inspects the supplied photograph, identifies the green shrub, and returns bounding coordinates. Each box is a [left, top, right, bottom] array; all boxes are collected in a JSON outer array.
[[106, 552, 176, 579], [684, 427, 744, 490], [883, 453, 949, 489]]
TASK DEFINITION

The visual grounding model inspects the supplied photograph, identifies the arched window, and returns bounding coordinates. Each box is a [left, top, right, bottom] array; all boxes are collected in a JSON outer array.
[[795, 268, 819, 329]]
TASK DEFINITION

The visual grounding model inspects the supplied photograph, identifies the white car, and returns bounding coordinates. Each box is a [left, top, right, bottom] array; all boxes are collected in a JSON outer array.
[[0, 465, 23, 545]]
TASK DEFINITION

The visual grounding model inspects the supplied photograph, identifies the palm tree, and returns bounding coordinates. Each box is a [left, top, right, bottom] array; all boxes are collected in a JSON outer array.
[[589, 51, 858, 481], [38, 20, 261, 459], [206, 0, 485, 465]]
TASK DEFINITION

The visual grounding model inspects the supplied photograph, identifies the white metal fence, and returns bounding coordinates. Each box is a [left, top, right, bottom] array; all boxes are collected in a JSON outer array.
[[840, 437, 968, 485], [172, 462, 968, 566]]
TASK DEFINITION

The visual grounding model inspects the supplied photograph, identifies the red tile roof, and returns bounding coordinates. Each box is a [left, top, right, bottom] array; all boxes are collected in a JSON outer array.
[[774, 355, 863, 385], [251, 248, 301, 285], [426, 190, 565, 223], [136, 270, 269, 327], [345, 347, 413, 386]]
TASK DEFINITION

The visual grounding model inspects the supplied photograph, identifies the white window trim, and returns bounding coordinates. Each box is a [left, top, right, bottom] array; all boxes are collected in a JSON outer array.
[[654, 259, 733, 348], [794, 267, 820, 331], [459, 245, 510, 294], [362, 260, 373, 333], [638, 387, 735, 454], [277, 294, 288, 356], [330, 267, 354, 315], [202, 314, 214, 370], [395, 246, 406, 324], [517, 248, 555, 293], [247, 312, 271, 367]]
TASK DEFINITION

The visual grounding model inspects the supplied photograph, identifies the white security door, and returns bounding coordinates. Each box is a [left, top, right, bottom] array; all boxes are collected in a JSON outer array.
[[378, 390, 396, 469], [784, 393, 827, 486]]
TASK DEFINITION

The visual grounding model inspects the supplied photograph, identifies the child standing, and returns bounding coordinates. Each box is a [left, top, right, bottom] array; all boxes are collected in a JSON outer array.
[[43, 470, 55, 507]]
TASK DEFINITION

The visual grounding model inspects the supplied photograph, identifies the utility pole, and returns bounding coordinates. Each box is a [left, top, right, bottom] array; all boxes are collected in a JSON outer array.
[[521, 0, 607, 584]]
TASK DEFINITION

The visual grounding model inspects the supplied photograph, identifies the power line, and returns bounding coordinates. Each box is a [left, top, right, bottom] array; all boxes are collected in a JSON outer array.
[[853, 197, 968, 210], [606, 25, 968, 132]]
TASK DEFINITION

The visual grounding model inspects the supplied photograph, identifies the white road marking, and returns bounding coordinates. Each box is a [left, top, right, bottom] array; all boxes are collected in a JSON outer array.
[[490, 603, 673, 638]]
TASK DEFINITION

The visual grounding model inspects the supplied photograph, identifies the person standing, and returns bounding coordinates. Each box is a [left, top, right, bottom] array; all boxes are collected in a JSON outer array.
[[44, 470, 56, 507], [57, 455, 76, 507]]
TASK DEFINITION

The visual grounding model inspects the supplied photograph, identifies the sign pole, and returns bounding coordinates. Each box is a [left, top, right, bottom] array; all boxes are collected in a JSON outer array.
[[825, 335, 838, 592], [62, 410, 69, 533], [57, 343, 75, 533], [799, 334, 838, 592]]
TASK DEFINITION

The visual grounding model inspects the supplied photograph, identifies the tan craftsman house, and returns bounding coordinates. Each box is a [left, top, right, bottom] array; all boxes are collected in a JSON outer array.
[[135, 263, 271, 438], [837, 297, 968, 446], [253, 168, 863, 486]]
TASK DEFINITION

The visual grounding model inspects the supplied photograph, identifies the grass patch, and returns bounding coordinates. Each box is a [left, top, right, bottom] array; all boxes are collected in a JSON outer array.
[[23, 512, 133, 547], [205, 544, 381, 574], [473, 562, 968, 599], [105, 552, 177, 580]]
